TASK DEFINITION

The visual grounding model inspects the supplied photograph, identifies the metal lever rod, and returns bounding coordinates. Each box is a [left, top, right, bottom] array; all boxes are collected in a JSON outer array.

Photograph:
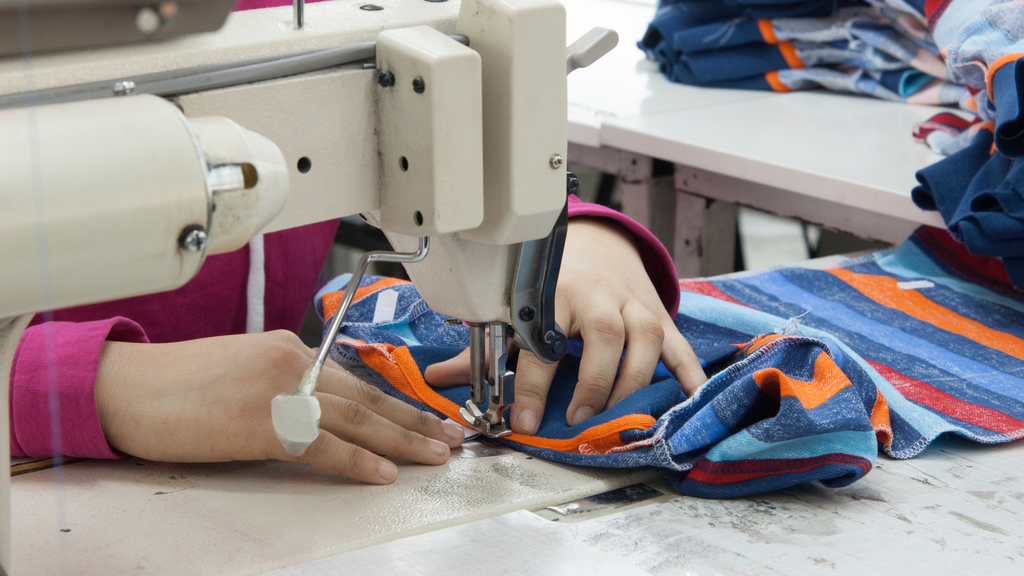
[[273, 237, 428, 457], [293, 0, 305, 30], [295, 236, 429, 398]]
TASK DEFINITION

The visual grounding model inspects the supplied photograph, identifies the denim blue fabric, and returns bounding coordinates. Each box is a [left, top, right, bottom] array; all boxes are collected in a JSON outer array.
[[640, 1, 965, 103], [314, 227, 1024, 498], [913, 127, 1024, 287]]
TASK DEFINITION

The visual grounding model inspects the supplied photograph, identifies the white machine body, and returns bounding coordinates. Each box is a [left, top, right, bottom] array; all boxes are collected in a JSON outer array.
[[0, 0, 617, 570], [0, 95, 288, 318]]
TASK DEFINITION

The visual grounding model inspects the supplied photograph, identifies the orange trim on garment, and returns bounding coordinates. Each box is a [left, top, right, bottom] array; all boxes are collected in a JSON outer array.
[[991, 142, 999, 156], [985, 53, 1024, 103], [752, 353, 851, 410], [978, 120, 995, 133], [777, 42, 803, 69], [765, 71, 792, 93], [357, 343, 657, 454], [757, 19, 778, 44], [743, 334, 787, 355], [870, 392, 892, 450], [828, 268, 1024, 359], [321, 277, 408, 320]]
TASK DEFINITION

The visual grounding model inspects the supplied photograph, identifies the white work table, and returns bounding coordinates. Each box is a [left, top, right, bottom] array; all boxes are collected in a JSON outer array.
[[14, 434, 1024, 574], [562, 0, 948, 276]]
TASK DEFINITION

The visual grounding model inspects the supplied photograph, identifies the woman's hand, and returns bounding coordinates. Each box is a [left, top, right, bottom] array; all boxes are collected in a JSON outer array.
[[95, 330, 465, 484], [425, 217, 707, 434]]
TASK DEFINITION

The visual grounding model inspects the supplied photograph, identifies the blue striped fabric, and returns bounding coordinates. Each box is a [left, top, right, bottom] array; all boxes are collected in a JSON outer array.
[[316, 226, 1024, 498]]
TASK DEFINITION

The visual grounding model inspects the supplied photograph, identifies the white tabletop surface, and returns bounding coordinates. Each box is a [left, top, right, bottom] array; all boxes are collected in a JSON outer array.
[[271, 435, 1024, 576], [562, 0, 948, 228]]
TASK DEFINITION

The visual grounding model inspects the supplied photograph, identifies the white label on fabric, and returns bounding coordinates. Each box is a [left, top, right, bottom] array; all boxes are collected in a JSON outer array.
[[897, 280, 935, 290], [372, 289, 400, 323]]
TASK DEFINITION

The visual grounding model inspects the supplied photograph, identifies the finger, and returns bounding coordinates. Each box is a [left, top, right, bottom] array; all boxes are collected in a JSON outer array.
[[316, 393, 452, 465], [423, 346, 472, 387], [657, 317, 708, 397], [606, 300, 665, 408], [319, 366, 465, 447], [568, 302, 626, 427], [287, 430, 400, 485], [510, 352, 559, 435]]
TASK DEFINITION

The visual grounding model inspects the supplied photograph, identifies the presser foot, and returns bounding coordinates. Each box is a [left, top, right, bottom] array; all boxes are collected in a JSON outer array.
[[459, 400, 512, 438]]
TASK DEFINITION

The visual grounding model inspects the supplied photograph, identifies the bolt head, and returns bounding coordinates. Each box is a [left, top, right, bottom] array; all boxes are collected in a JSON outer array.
[[412, 77, 426, 94], [549, 154, 564, 169], [518, 306, 536, 322], [377, 70, 395, 88], [179, 227, 208, 253], [113, 80, 136, 96], [567, 173, 579, 193]]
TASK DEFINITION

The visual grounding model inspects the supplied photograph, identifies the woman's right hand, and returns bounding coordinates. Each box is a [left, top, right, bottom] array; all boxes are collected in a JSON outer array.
[[94, 330, 466, 484]]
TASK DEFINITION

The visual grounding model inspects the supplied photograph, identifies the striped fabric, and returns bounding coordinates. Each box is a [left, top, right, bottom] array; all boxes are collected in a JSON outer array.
[[315, 226, 1024, 498]]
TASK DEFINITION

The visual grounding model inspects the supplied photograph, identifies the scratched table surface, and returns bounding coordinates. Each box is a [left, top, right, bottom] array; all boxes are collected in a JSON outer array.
[[15, 434, 1023, 575], [279, 435, 1024, 575]]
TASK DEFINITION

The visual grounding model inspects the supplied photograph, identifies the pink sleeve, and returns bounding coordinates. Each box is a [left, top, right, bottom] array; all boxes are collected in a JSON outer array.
[[10, 318, 148, 459], [567, 195, 680, 317], [233, 0, 330, 11]]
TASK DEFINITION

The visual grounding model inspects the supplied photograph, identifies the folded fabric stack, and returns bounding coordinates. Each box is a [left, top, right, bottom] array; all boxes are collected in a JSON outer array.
[[314, 227, 1024, 498], [908, 1, 1024, 288], [639, 0, 966, 103]]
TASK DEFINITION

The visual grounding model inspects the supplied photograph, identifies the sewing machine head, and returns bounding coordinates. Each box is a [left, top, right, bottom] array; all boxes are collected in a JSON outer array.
[[0, 3, 617, 564]]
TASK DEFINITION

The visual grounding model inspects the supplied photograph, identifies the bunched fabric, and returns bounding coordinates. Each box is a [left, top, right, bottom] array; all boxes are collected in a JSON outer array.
[[313, 227, 1024, 498]]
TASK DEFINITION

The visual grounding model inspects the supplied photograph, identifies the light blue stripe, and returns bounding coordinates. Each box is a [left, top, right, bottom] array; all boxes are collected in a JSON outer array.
[[668, 406, 729, 455], [741, 272, 1024, 402], [874, 242, 1024, 314], [933, 0, 997, 49], [704, 429, 878, 463], [678, 289, 960, 442]]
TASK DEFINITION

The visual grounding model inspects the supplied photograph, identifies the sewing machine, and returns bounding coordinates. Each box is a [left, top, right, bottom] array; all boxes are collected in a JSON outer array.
[[0, 0, 618, 572]]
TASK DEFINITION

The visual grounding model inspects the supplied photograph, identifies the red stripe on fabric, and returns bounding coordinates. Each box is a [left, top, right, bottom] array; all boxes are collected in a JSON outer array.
[[913, 227, 1020, 296], [925, 0, 954, 31], [687, 453, 871, 484], [678, 279, 750, 307], [867, 360, 1024, 435]]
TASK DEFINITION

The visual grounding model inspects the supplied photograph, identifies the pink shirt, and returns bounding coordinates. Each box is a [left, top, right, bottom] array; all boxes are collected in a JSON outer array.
[[9, 0, 679, 459]]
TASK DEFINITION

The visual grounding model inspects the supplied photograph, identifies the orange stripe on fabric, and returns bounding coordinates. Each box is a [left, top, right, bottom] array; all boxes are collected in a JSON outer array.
[[765, 71, 791, 93], [828, 268, 1024, 359], [357, 344, 657, 454], [777, 42, 803, 69], [978, 120, 995, 133], [744, 334, 787, 354], [870, 392, 892, 449], [991, 142, 999, 156], [758, 19, 778, 44], [985, 53, 1024, 103], [753, 353, 851, 410], [322, 277, 408, 320]]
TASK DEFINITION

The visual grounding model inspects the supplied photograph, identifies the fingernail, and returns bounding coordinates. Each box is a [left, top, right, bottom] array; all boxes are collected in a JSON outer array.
[[443, 421, 466, 443], [571, 406, 596, 426], [518, 410, 540, 435], [378, 460, 398, 483], [428, 438, 449, 456]]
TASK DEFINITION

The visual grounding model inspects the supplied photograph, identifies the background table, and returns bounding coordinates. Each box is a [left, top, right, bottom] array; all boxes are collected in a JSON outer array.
[[563, 0, 948, 277]]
